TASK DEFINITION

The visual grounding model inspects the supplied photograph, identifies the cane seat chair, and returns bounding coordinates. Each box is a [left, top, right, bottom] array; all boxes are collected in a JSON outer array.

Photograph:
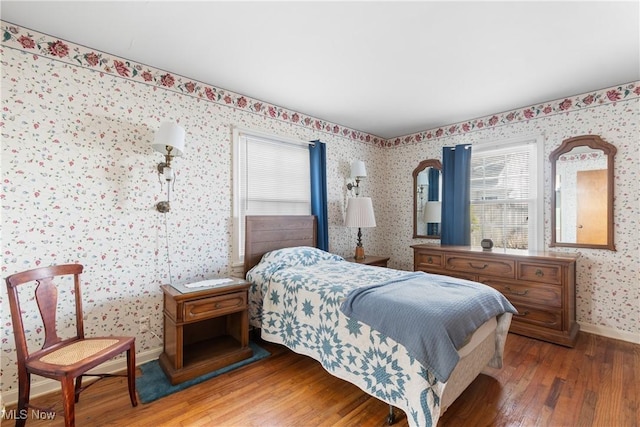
[[5, 264, 137, 427]]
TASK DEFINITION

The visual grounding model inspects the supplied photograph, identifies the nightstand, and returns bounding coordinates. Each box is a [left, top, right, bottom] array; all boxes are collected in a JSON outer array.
[[345, 255, 390, 268], [159, 278, 253, 385]]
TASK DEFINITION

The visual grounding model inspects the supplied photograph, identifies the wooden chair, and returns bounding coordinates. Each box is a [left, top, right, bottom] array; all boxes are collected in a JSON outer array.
[[5, 264, 137, 427]]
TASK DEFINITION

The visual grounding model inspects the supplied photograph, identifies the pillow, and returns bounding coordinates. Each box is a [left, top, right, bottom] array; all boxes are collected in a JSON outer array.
[[259, 246, 344, 268], [247, 246, 344, 290]]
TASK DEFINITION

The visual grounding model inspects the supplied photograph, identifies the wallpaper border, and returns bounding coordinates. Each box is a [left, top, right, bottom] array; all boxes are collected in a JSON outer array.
[[2, 20, 639, 148], [388, 81, 640, 147]]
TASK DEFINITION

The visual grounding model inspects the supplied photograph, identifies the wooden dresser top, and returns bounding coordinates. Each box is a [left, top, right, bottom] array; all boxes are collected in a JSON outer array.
[[411, 244, 580, 263]]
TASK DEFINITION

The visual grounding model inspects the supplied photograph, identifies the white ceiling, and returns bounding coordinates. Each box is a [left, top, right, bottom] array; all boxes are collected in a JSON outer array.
[[2, 1, 639, 139]]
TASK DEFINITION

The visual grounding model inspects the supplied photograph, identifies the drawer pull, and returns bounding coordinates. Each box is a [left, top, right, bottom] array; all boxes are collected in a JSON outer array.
[[215, 303, 221, 309], [468, 262, 488, 270], [515, 310, 530, 317], [535, 269, 544, 277], [427, 256, 433, 264], [505, 286, 529, 296]]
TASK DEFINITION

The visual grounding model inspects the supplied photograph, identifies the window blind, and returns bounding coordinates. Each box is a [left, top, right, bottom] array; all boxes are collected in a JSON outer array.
[[470, 144, 535, 249], [235, 132, 311, 261], [242, 136, 311, 215]]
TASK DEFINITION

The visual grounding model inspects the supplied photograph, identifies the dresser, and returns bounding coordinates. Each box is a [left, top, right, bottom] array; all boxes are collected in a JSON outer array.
[[411, 244, 580, 347]]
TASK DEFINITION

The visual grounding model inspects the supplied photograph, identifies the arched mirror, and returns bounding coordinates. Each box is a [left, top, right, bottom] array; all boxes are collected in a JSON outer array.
[[413, 159, 443, 239], [550, 135, 616, 250]]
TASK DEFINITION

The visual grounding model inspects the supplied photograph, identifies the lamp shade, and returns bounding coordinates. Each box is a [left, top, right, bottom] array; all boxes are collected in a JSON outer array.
[[345, 197, 376, 228], [423, 201, 442, 223], [350, 160, 367, 178], [152, 122, 185, 156], [417, 171, 428, 186]]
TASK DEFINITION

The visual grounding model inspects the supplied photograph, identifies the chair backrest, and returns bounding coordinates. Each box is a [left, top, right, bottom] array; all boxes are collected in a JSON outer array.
[[5, 264, 85, 362]]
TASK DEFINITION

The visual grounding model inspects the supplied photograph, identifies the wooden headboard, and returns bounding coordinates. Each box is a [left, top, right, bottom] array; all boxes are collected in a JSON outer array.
[[243, 215, 317, 275]]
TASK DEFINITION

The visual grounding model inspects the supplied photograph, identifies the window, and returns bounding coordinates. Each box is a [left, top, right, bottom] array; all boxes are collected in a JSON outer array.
[[232, 128, 311, 266], [470, 136, 543, 250]]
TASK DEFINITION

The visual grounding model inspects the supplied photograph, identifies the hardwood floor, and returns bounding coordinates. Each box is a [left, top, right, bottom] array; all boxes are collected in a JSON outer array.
[[5, 332, 639, 426]]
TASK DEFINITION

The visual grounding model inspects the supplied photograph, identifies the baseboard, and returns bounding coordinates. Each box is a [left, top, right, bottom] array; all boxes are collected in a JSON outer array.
[[2, 346, 163, 406], [578, 322, 640, 344]]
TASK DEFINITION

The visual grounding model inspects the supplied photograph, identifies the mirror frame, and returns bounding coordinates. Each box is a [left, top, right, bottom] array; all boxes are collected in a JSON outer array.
[[550, 135, 616, 250], [413, 159, 443, 239]]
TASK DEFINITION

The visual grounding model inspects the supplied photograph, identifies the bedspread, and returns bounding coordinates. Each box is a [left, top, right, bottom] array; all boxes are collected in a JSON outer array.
[[246, 247, 511, 427]]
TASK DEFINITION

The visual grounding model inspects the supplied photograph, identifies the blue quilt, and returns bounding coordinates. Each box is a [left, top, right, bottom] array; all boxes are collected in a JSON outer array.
[[340, 271, 517, 382], [247, 247, 513, 427]]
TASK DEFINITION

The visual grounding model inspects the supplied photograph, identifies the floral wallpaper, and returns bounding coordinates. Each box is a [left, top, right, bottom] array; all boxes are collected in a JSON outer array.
[[1, 21, 638, 398]]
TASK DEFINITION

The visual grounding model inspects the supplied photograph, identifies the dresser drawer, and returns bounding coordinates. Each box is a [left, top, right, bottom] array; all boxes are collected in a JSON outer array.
[[183, 292, 247, 323], [518, 262, 562, 285], [445, 255, 515, 278], [481, 278, 562, 308], [415, 250, 445, 271], [511, 303, 563, 330]]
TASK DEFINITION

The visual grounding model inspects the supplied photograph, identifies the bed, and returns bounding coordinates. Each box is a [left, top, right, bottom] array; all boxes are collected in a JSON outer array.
[[243, 215, 515, 427]]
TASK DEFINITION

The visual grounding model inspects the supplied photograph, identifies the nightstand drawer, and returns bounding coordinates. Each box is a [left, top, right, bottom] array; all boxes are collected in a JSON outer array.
[[445, 255, 515, 277], [518, 262, 562, 285], [183, 292, 247, 322], [366, 259, 389, 267]]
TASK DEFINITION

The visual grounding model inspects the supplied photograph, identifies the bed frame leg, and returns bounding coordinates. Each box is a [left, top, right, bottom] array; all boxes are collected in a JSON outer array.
[[387, 405, 395, 425]]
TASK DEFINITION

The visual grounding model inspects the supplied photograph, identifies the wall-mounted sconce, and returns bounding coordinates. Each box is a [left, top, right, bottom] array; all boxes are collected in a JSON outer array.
[[346, 160, 367, 196], [417, 172, 428, 207], [345, 196, 376, 260], [151, 122, 186, 213]]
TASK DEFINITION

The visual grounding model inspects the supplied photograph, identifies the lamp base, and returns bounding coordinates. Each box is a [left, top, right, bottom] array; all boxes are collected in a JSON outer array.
[[156, 201, 171, 213], [354, 246, 365, 260]]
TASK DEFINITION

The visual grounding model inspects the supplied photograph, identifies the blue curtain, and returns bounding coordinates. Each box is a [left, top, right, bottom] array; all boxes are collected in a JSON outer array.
[[441, 144, 472, 245], [309, 140, 329, 251], [427, 168, 440, 236]]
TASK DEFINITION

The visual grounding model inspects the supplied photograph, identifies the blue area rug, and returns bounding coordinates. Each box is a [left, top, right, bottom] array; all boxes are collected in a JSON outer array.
[[136, 341, 270, 403]]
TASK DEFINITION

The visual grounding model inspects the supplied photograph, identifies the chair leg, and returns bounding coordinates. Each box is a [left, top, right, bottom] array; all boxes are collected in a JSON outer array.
[[74, 375, 83, 403], [61, 376, 76, 427], [127, 343, 138, 407], [16, 370, 30, 427]]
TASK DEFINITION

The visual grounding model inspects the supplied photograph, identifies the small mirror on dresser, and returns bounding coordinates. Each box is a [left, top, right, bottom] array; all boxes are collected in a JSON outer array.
[[550, 135, 616, 250], [413, 159, 442, 239]]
